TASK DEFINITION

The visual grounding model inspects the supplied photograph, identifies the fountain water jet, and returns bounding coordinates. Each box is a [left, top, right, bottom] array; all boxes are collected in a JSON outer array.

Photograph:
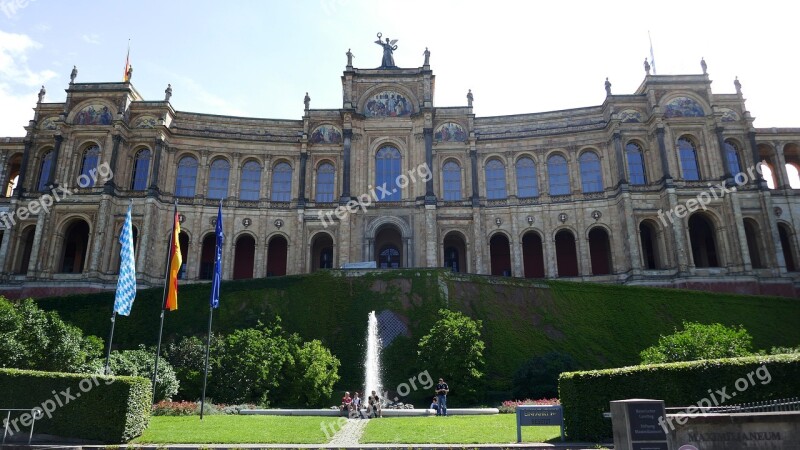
[[364, 311, 383, 401]]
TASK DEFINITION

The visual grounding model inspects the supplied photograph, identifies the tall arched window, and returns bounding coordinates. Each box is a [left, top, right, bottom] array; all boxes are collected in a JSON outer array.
[[516, 157, 538, 198], [175, 156, 199, 197], [207, 158, 230, 199], [130, 149, 151, 190], [678, 137, 700, 180], [375, 146, 401, 201], [625, 142, 647, 185], [316, 162, 335, 202], [442, 161, 462, 201], [484, 159, 507, 199], [548, 154, 570, 195], [724, 140, 742, 176], [239, 160, 261, 201], [271, 162, 293, 202], [37, 150, 53, 192], [579, 151, 603, 193], [80, 145, 100, 187]]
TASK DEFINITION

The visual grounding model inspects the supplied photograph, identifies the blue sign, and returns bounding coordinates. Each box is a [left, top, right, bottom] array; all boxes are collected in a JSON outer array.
[[516, 405, 564, 442]]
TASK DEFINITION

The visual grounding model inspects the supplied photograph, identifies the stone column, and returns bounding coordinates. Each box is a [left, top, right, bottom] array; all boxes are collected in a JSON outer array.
[[424, 127, 436, 204], [774, 142, 790, 189], [425, 206, 437, 267], [48, 135, 63, 187], [747, 131, 765, 187], [545, 231, 557, 278], [510, 217, 522, 277], [666, 189, 689, 273], [104, 134, 123, 193], [715, 127, 731, 179], [340, 129, 352, 204], [15, 138, 33, 197], [472, 209, 485, 273], [729, 193, 750, 271], [622, 192, 641, 273], [298, 151, 308, 207], [470, 149, 479, 206], [229, 152, 241, 200], [0, 152, 9, 197], [88, 194, 111, 274], [148, 139, 163, 196], [137, 198, 154, 277], [0, 224, 12, 274], [613, 131, 627, 185], [655, 126, 672, 184], [27, 211, 47, 276]]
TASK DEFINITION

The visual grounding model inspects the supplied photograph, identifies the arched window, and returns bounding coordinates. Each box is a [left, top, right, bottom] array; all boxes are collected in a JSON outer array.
[[516, 157, 538, 198], [207, 158, 230, 199], [37, 150, 53, 192], [315, 162, 335, 202], [484, 159, 507, 199], [760, 163, 776, 189], [724, 140, 742, 176], [579, 151, 603, 193], [548, 154, 570, 195], [175, 156, 199, 197], [271, 162, 293, 202], [375, 146, 401, 201], [442, 161, 462, 201], [130, 149, 151, 190], [678, 138, 700, 180], [239, 160, 261, 201], [786, 164, 800, 189], [80, 145, 100, 187], [625, 143, 647, 185], [4, 154, 21, 197]]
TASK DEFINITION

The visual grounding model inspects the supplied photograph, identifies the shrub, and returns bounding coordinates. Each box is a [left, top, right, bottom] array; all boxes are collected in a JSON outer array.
[[151, 400, 256, 416], [512, 351, 575, 400], [0, 368, 150, 442], [273, 336, 341, 407], [418, 309, 485, 405], [559, 353, 800, 441], [0, 297, 102, 372], [640, 321, 753, 364], [165, 334, 221, 400], [105, 345, 179, 402], [498, 398, 560, 413]]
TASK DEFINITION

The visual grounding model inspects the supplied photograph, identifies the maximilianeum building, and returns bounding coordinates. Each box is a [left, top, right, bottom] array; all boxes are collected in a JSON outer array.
[[1, 51, 800, 299]]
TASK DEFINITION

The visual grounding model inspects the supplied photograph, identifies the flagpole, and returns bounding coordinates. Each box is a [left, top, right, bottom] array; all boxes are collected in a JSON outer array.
[[152, 201, 178, 405], [200, 304, 213, 420], [103, 311, 117, 375]]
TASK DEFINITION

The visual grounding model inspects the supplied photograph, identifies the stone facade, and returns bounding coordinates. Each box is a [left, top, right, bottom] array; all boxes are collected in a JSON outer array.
[[1, 59, 799, 298]]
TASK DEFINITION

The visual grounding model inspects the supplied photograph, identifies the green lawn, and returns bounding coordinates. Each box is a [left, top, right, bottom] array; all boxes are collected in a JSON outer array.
[[360, 415, 562, 444], [132, 416, 331, 444]]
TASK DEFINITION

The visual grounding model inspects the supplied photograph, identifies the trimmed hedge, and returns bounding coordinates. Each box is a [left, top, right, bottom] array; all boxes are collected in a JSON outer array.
[[559, 353, 800, 441], [0, 368, 151, 443]]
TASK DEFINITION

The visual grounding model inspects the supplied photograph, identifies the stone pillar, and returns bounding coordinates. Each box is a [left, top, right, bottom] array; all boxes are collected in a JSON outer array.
[[622, 192, 641, 273], [655, 126, 672, 184], [228, 152, 241, 200], [729, 193, 751, 271], [137, 198, 154, 277], [15, 138, 33, 197], [0, 224, 12, 274], [472, 210, 485, 273], [88, 194, 112, 274], [340, 129, 352, 203], [470, 149, 479, 206], [298, 151, 308, 207], [747, 131, 765, 187], [424, 127, 436, 204], [613, 131, 627, 185], [510, 218, 522, 277], [545, 232, 558, 278], [425, 206, 437, 267], [27, 211, 47, 276], [104, 134, 123, 194], [666, 189, 689, 273], [48, 135, 63, 187], [774, 142, 790, 189], [715, 126, 731, 179], [148, 139, 163, 196]]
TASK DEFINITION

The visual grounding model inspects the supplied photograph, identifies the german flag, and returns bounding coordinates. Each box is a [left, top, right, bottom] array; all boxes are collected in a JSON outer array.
[[164, 209, 182, 311]]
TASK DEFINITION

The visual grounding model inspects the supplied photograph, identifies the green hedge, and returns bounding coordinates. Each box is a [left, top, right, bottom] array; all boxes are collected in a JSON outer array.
[[558, 353, 800, 441], [0, 368, 151, 443]]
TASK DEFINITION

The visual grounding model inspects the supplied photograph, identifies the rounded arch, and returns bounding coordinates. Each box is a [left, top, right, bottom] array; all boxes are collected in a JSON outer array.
[[67, 100, 116, 125], [310, 231, 335, 271], [59, 218, 91, 273], [742, 217, 764, 269], [14, 225, 36, 274], [577, 147, 602, 159], [233, 233, 256, 280], [521, 229, 545, 278], [688, 212, 721, 268], [266, 233, 289, 276], [514, 152, 538, 164], [369, 136, 407, 155], [662, 93, 710, 117], [209, 154, 232, 166], [638, 218, 664, 270], [489, 232, 512, 276], [442, 229, 469, 273], [677, 135, 701, 181], [4, 152, 23, 197], [315, 158, 337, 170], [272, 159, 293, 170], [175, 150, 201, 162], [240, 156, 263, 168], [365, 215, 412, 239], [375, 223, 404, 269], [554, 228, 579, 277], [441, 156, 464, 166], [357, 84, 419, 116], [547, 152, 571, 196], [777, 221, 797, 272], [587, 226, 613, 275]]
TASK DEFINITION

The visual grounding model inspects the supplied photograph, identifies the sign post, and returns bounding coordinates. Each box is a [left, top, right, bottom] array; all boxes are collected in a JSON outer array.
[[516, 404, 565, 443]]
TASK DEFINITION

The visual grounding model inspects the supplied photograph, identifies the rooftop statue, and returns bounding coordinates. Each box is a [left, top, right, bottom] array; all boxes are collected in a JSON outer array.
[[375, 32, 398, 68]]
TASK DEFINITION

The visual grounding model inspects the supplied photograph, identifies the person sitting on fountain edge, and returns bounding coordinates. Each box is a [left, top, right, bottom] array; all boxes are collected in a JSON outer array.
[[369, 390, 383, 418], [341, 391, 352, 413], [352, 392, 362, 417], [430, 396, 440, 415], [435, 377, 449, 416]]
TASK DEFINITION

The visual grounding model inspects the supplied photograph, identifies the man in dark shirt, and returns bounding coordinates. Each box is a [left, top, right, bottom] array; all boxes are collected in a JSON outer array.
[[435, 377, 449, 416]]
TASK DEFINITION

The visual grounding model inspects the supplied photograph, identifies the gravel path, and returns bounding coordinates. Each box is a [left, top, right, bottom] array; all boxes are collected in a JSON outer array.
[[328, 418, 370, 445]]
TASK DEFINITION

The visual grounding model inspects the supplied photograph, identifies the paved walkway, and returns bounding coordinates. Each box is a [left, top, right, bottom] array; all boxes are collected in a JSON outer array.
[[328, 418, 370, 446]]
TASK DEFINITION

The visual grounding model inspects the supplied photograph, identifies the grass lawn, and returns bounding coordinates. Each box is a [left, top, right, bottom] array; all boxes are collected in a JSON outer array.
[[360, 415, 562, 444], [132, 416, 330, 444]]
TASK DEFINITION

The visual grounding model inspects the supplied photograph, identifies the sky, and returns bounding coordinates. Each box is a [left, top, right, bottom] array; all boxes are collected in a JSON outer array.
[[1, 0, 799, 137]]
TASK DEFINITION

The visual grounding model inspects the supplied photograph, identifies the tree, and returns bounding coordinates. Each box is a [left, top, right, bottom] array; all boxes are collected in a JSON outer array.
[[512, 351, 575, 399], [274, 335, 341, 407], [106, 345, 180, 402], [640, 321, 753, 364], [0, 297, 102, 372], [418, 309, 485, 404], [165, 334, 221, 401]]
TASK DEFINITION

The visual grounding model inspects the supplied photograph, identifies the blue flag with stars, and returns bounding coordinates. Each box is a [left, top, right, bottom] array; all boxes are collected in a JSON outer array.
[[114, 203, 136, 315], [210, 201, 223, 309]]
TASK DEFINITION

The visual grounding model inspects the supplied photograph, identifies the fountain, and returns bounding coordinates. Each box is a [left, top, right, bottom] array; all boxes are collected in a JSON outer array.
[[363, 311, 383, 400]]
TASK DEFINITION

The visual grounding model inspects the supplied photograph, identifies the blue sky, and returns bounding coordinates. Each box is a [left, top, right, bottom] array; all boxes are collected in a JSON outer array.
[[1, 0, 798, 136]]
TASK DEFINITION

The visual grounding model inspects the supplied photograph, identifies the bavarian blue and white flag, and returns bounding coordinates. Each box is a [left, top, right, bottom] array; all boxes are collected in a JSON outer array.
[[210, 201, 223, 309], [114, 203, 137, 315]]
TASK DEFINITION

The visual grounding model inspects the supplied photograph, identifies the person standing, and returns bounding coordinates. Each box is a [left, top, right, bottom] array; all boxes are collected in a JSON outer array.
[[435, 377, 449, 416]]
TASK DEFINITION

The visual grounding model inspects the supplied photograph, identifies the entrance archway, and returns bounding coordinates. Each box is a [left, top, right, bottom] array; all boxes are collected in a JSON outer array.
[[489, 233, 511, 276], [778, 223, 797, 272], [639, 220, 661, 269], [443, 231, 467, 273], [311, 233, 334, 271], [555, 229, 578, 277], [266, 235, 288, 276], [15, 225, 35, 274], [375, 225, 403, 268], [521, 231, 545, 278], [199, 234, 215, 280], [233, 234, 256, 279], [61, 220, 90, 273], [689, 214, 719, 268], [588, 227, 612, 275], [743, 219, 763, 269]]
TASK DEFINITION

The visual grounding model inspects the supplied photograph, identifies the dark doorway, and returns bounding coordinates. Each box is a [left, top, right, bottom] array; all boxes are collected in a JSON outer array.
[[521, 232, 545, 278], [490, 234, 512, 276], [555, 229, 579, 277]]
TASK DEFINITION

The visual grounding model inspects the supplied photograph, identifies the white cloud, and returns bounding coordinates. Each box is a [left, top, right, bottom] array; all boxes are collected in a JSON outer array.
[[81, 33, 100, 45], [0, 30, 57, 136]]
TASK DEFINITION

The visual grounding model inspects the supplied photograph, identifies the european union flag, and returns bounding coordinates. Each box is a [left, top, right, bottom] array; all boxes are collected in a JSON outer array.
[[114, 203, 136, 315], [210, 201, 223, 309]]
